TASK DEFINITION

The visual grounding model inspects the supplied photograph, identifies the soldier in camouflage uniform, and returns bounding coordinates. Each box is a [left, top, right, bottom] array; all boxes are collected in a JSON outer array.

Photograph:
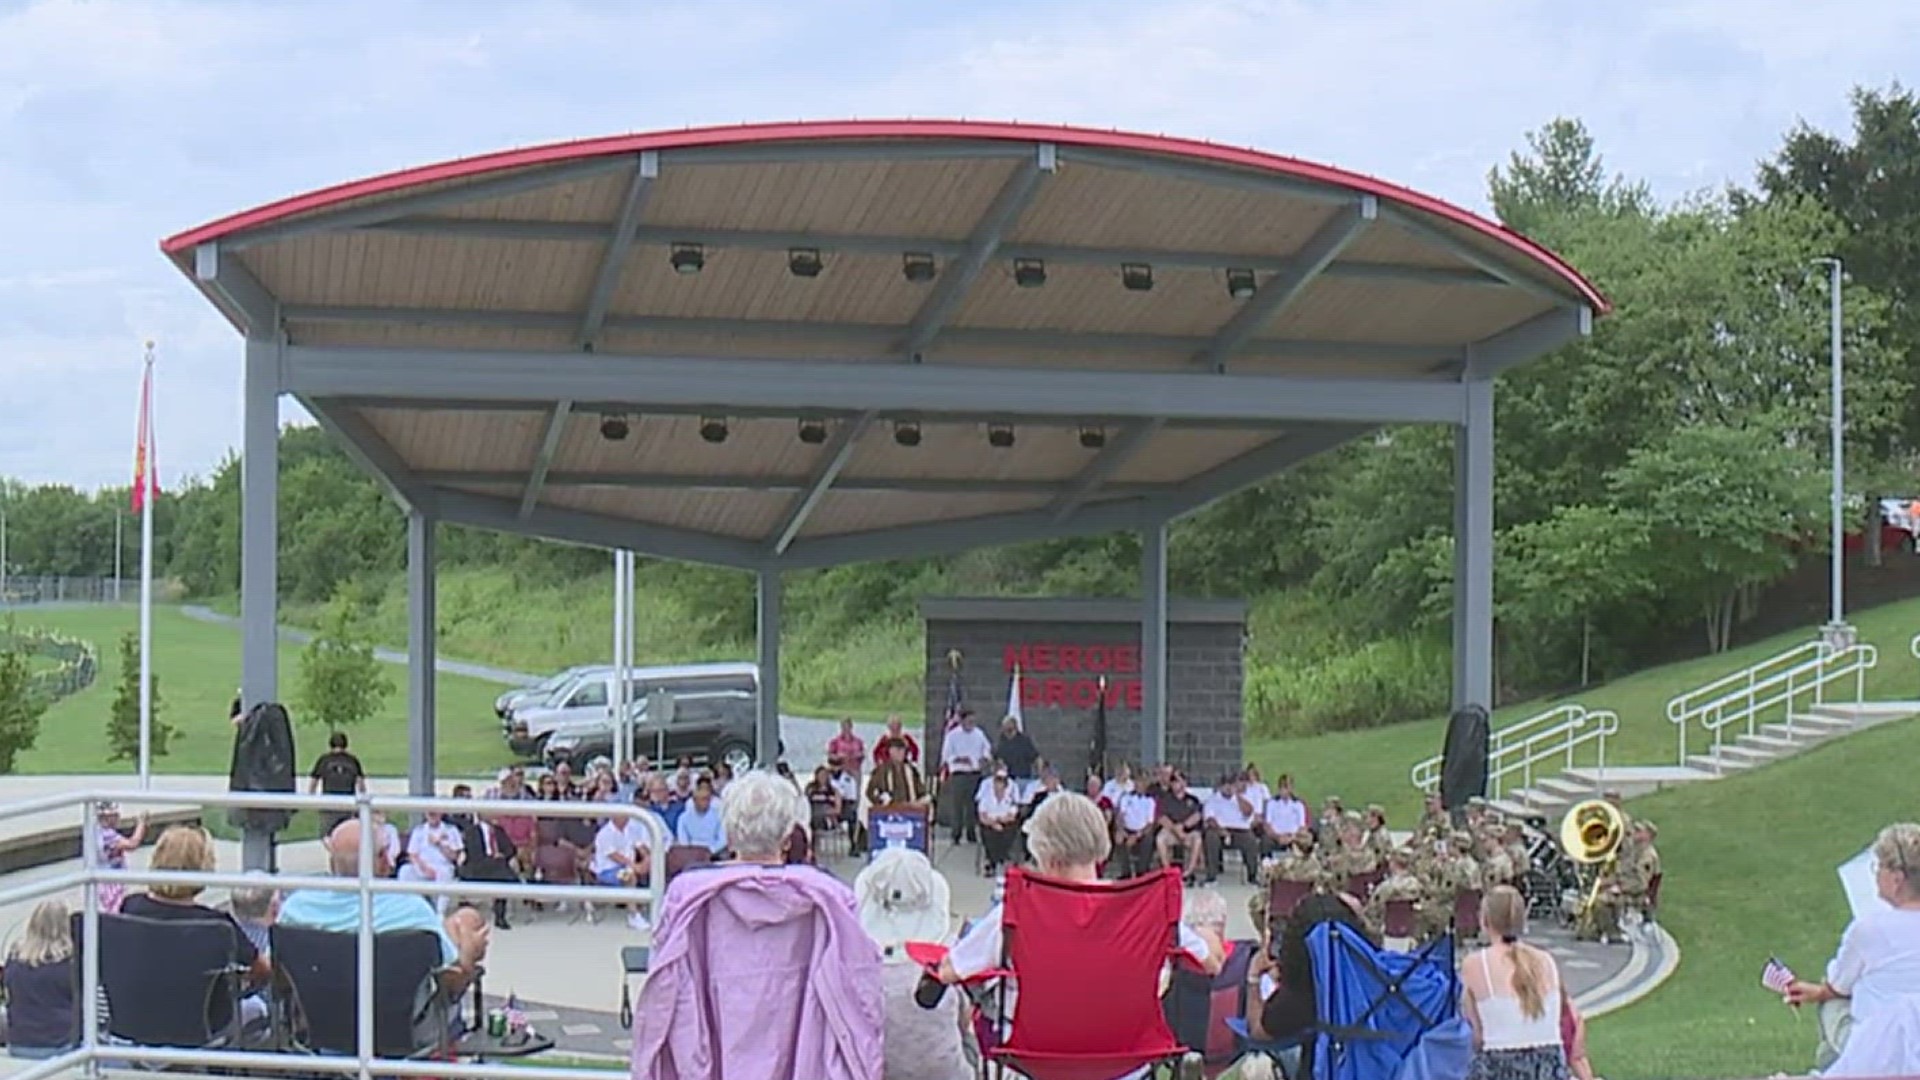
[[1364, 851, 1426, 940], [1363, 805, 1394, 863], [1249, 830, 1330, 931], [1477, 833, 1516, 889], [1420, 832, 1484, 939], [1417, 792, 1449, 838], [1580, 820, 1661, 943], [1325, 815, 1379, 893]]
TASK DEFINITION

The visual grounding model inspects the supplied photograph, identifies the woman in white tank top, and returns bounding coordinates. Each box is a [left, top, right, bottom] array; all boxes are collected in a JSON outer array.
[[1462, 885, 1568, 1080]]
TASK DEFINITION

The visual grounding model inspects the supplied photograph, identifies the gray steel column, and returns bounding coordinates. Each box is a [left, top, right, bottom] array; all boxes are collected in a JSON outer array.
[[1141, 522, 1169, 766], [756, 570, 782, 767], [1452, 379, 1495, 711], [240, 340, 279, 872], [407, 511, 437, 795]]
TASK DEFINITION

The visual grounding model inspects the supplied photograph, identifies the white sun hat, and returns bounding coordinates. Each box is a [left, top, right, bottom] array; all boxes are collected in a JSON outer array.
[[854, 847, 953, 963]]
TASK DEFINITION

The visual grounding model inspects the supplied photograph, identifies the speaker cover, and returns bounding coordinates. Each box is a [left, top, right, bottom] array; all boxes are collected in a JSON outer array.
[[227, 702, 297, 832], [1439, 704, 1489, 811]]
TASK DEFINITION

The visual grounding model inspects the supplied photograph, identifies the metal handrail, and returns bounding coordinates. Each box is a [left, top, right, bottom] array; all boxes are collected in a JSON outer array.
[[1675, 643, 1877, 765], [1410, 703, 1588, 795], [1909, 632, 1920, 661], [1665, 640, 1829, 729], [0, 787, 674, 1080]]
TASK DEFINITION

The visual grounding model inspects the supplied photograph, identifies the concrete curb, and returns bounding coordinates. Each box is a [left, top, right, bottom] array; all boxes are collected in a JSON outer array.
[[1574, 923, 1679, 1018]]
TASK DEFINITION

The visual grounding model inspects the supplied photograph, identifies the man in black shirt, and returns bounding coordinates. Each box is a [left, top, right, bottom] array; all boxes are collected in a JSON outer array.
[[1152, 771, 1203, 882], [308, 732, 365, 837], [994, 716, 1040, 790]]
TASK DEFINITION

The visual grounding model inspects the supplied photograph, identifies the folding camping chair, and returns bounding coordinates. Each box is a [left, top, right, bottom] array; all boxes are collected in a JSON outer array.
[[1451, 889, 1483, 947], [616, 946, 650, 1028], [83, 912, 251, 1052], [270, 926, 464, 1059], [1308, 923, 1459, 1080], [1380, 900, 1420, 944], [1264, 878, 1314, 935], [977, 867, 1199, 1080]]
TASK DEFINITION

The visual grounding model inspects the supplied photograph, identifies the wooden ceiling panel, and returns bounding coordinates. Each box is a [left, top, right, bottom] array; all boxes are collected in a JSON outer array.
[[800, 490, 1046, 539], [841, 420, 1095, 485], [1108, 428, 1278, 484], [358, 407, 546, 472], [1013, 164, 1332, 255], [1267, 277, 1554, 345], [548, 414, 823, 480], [540, 485, 791, 540], [644, 158, 1017, 238]]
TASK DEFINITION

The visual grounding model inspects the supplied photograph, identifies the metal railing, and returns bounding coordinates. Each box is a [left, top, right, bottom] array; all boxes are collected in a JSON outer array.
[[1669, 642, 1877, 765], [0, 575, 140, 606], [0, 787, 669, 1080], [1909, 632, 1920, 661], [1410, 703, 1613, 798]]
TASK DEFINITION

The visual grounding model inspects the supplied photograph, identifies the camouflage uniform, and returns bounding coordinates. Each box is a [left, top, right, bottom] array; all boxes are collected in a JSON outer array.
[[1249, 844, 1330, 929], [1477, 839, 1516, 889], [1420, 836, 1484, 939], [1417, 800, 1450, 838], [1364, 868, 1426, 939], [1582, 826, 1661, 942]]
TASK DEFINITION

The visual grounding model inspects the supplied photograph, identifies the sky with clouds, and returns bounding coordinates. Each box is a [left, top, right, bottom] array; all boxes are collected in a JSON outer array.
[[3, 0, 1918, 491]]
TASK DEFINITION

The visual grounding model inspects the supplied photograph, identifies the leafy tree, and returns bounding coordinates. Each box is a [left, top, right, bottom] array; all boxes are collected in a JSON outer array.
[[297, 588, 394, 734], [0, 626, 46, 772], [106, 630, 178, 762], [1487, 118, 1651, 234]]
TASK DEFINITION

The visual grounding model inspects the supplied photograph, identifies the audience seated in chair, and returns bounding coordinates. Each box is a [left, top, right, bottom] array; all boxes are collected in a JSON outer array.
[[3, 901, 79, 1059], [87, 911, 256, 1051], [1113, 786, 1158, 878], [674, 778, 728, 855], [399, 809, 465, 915], [460, 811, 522, 930], [279, 818, 489, 998], [854, 849, 972, 1080], [271, 924, 465, 1058], [1164, 888, 1257, 1075], [119, 825, 273, 1038], [630, 770, 883, 1080], [1243, 891, 1377, 1078], [590, 808, 654, 931]]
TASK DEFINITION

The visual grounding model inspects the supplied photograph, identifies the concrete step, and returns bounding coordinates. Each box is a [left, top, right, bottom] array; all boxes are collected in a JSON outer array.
[[1510, 788, 1570, 813], [1709, 743, 1779, 765], [1760, 722, 1838, 743], [1736, 733, 1801, 753], [1788, 713, 1855, 732], [1687, 753, 1760, 773], [1487, 798, 1534, 820], [1536, 776, 1598, 799], [1562, 766, 1717, 799]]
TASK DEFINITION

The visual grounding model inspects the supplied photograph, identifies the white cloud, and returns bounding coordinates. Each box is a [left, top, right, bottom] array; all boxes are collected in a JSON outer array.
[[1, 0, 1916, 488]]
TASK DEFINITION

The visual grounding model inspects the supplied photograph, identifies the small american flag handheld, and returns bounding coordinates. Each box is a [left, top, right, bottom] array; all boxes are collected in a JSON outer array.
[[1761, 956, 1796, 995]]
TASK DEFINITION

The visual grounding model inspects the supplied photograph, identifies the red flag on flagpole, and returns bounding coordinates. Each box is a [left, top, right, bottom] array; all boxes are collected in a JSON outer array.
[[131, 353, 157, 512]]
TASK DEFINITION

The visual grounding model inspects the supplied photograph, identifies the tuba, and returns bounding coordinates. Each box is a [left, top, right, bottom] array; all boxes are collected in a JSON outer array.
[[1560, 799, 1627, 932]]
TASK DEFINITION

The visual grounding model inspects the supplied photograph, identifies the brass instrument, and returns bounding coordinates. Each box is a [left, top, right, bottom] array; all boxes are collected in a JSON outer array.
[[1559, 800, 1626, 933]]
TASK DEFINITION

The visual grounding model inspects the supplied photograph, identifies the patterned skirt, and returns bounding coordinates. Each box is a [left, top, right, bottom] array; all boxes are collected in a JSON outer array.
[[1469, 1046, 1568, 1080]]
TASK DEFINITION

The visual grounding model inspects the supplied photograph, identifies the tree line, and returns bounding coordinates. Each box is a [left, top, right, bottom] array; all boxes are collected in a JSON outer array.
[[4, 87, 1918, 734]]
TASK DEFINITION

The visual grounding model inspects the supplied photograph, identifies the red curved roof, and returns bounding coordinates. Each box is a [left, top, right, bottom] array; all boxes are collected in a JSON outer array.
[[160, 119, 1607, 313]]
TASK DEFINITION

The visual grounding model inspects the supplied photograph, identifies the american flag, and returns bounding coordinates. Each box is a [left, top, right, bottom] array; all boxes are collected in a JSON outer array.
[[943, 659, 965, 732], [1761, 956, 1796, 994]]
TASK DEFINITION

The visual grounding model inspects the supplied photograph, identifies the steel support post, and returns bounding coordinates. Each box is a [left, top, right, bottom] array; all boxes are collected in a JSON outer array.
[[1141, 522, 1169, 766], [756, 570, 782, 767], [1452, 380, 1495, 711], [407, 511, 437, 795], [240, 339, 279, 872]]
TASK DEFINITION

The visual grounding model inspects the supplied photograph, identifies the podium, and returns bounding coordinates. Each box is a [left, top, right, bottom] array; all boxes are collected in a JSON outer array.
[[867, 805, 932, 861]]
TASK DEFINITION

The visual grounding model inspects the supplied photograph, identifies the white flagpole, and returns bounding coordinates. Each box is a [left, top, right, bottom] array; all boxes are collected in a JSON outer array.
[[623, 550, 636, 768], [113, 510, 123, 604], [610, 550, 627, 773], [138, 344, 155, 789]]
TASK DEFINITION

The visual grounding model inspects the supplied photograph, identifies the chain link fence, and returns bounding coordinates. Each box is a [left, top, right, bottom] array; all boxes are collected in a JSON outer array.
[[0, 575, 142, 606]]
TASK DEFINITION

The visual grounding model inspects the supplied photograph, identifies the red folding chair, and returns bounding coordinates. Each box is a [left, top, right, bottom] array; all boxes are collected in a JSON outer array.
[[1452, 888, 1483, 944], [664, 844, 713, 881], [990, 867, 1194, 1080], [1643, 872, 1663, 925], [1265, 878, 1314, 931], [1381, 899, 1419, 941]]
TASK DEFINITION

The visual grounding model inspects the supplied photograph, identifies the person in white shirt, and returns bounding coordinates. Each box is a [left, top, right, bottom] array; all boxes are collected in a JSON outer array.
[[1256, 775, 1309, 856], [590, 810, 654, 931], [1241, 764, 1272, 811], [1100, 763, 1136, 806], [1115, 788, 1159, 878], [399, 810, 464, 914], [1202, 772, 1261, 885], [940, 710, 993, 845], [975, 766, 1023, 874]]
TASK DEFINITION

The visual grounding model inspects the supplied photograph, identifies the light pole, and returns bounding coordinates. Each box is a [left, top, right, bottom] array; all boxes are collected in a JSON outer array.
[[1814, 256, 1847, 637]]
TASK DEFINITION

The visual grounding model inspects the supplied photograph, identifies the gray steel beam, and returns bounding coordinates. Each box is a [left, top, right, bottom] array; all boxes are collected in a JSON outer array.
[[519, 401, 573, 519], [194, 244, 280, 337], [283, 346, 1467, 425], [1060, 146, 1351, 205], [1049, 420, 1163, 523], [333, 396, 1291, 432], [1463, 304, 1592, 379], [755, 571, 782, 767], [241, 339, 280, 717], [432, 488, 768, 570], [902, 143, 1055, 359], [1159, 424, 1369, 520], [1452, 379, 1494, 712], [578, 153, 658, 350], [414, 468, 1167, 498], [1140, 521, 1168, 767], [1197, 196, 1376, 372], [776, 498, 1150, 570], [299, 396, 421, 512], [282, 304, 1464, 367], [352, 217, 1502, 287], [768, 413, 873, 554], [1381, 206, 1569, 305], [224, 156, 635, 251], [407, 510, 437, 796], [300, 398, 427, 513]]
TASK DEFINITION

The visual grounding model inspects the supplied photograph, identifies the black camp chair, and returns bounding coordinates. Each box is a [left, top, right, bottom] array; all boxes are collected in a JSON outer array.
[[269, 926, 462, 1059], [77, 912, 250, 1051]]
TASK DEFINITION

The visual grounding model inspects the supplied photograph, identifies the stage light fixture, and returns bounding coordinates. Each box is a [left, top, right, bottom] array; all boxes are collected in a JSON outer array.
[[893, 420, 922, 447], [788, 247, 823, 278], [1226, 267, 1257, 299], [699, 415, 729, 443], [1121, 263, 1154, 292], [1079, 425, 1106, 449], [797, 418, 829, 445], [902, 252, 937, 283], [598, 413, 630, 441], [670, 243, 705, 274], [1012, 258, 1047, 288], [987, 423, 1015, 449]]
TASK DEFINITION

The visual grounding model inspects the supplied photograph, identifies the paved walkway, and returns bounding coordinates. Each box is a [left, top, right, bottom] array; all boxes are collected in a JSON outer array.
[[181, 605, 539, 686]]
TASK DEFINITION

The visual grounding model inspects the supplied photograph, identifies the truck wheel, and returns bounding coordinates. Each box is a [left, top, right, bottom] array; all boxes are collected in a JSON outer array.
[[716, 741, 756, 774]]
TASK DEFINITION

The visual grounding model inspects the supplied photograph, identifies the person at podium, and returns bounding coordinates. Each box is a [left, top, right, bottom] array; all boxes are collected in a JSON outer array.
[[868, 736, 929, 810]]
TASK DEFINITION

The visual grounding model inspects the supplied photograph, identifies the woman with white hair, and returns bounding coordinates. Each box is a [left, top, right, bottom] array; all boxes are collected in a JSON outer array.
[[1785, 822, 1920, 1077], [856, 849, 972, 1080]]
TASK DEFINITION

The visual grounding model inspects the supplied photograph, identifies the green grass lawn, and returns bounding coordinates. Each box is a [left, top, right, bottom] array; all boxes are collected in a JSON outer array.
[[1583, 711, 1919, 1079], [6, 605, 510, 778], [1248, 595, 1920, 825]]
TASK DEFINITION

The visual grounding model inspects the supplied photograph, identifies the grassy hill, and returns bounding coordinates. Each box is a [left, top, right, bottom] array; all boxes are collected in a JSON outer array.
[[1247, 594, 1920, 824], [4, 605, 506, 777]]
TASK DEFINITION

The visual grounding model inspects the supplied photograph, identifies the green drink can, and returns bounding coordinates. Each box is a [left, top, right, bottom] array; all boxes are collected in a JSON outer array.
[[486, 1008, 507, 1038]]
